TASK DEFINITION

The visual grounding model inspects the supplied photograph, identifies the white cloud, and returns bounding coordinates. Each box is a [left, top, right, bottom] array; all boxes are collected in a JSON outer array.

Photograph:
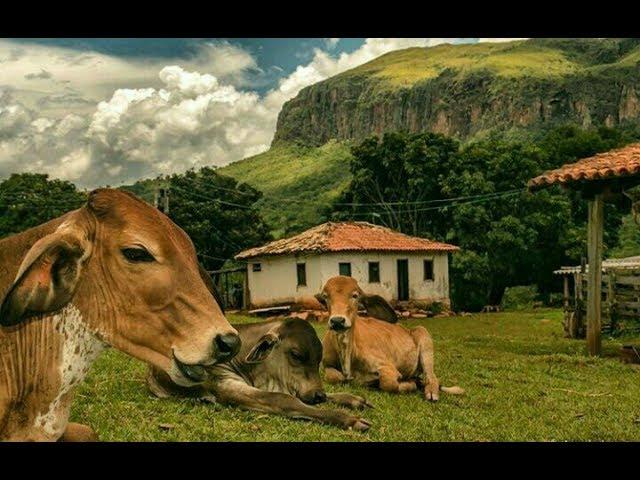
[[324, 38, 340, 49], [0, 38, 490, 188], [478, 38, 529, 43]]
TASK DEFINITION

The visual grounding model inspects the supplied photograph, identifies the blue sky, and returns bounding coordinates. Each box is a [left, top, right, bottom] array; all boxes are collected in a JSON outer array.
[[7, 38, 482, 94], [0, 37, 512, 187]]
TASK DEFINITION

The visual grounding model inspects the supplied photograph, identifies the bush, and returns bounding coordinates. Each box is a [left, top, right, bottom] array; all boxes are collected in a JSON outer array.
[[501, 285, 539, 311]]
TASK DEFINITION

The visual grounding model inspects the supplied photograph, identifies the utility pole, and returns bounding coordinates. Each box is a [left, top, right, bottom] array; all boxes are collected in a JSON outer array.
[[154, 188, 169, 214]]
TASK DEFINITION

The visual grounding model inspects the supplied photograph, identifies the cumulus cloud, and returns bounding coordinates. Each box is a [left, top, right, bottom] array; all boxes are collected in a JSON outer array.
[[0, 65, 276, 187], [324, 38, 340, 49], [24, 69, 53, 80], [478, 38, 529, 43], [0, 37, 491, 188]]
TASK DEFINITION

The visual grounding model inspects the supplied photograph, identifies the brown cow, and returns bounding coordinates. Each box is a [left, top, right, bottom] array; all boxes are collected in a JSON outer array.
[[0, 188, 241, 441], [147, 318, 372, 431], [317, 276, 463, 401]]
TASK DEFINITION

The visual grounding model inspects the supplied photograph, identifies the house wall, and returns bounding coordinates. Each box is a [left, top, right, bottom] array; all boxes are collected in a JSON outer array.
[[246, 251, 450, 308]]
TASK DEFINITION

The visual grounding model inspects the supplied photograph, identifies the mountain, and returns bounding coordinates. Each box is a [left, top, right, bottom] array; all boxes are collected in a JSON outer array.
[[273, 38, 640, 146], [216, 39, 640, 236]]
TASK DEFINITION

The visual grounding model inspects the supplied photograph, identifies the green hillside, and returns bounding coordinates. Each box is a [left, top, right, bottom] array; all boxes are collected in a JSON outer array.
[[338, 38, 640, 91], [274, 38, 640, 146], [218, 141, 353, 237]]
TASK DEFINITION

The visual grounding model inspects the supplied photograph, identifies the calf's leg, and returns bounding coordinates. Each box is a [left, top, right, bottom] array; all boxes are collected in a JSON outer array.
[[411, 326, 440, 401], [324, 367, 346, 384], [326, 392, 373, 409], [59, 422, 98, 442], [378, 365, 417, 394], [212, 378, 370, 431]]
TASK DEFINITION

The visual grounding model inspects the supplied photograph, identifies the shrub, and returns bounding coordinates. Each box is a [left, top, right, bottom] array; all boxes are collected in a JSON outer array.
[[501, 285, 539, 311]]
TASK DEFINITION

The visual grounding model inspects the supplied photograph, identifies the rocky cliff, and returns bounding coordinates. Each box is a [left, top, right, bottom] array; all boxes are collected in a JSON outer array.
[[273, 38, 640, 146]]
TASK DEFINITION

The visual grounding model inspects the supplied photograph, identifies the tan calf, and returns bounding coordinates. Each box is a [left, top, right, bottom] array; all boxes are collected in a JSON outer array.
[[318, 276, 463, 401], [0, 189, 240, 441]]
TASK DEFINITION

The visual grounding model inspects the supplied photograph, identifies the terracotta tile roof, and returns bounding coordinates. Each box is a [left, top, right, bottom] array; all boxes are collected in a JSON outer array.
[[528, 143, 640, 191], [235, 221, 459, 260]]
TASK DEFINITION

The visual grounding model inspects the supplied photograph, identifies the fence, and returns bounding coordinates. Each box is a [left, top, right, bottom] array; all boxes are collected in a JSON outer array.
[[208, 266, 248, 310], [562, 267, 640, 338]]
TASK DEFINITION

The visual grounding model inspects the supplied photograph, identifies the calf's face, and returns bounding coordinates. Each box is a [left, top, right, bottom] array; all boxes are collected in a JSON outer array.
[[0, 189, 240, 387], [316, 275, 399, 331], [316, 276, 361, 332], [245, 319, 326, 404]]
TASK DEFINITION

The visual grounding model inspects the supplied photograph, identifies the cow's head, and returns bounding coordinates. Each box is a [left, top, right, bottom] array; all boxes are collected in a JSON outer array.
[[0, 188, 240, 387], [245, 319, 326, 404], [316, 276, 398, 332]]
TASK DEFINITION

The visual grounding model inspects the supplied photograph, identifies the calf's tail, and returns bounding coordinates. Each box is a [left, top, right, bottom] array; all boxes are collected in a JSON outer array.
[[440, 385, 465, 395]]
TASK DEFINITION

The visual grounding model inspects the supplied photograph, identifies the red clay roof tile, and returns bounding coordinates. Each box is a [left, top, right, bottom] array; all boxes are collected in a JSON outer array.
[[528, 143, 640, 190], [235, 222, 459, 260]]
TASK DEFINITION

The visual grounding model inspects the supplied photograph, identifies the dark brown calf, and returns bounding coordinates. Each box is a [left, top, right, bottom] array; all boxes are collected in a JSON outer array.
[[148, 318, 372, 431]]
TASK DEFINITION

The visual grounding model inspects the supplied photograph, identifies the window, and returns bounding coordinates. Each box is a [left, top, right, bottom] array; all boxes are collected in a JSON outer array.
[[252, 263, 262, 272], [368, 262, 380, 283], [296, 263, 307, 286], [423, 259, 434, 281], [339, 262, 352, 277]]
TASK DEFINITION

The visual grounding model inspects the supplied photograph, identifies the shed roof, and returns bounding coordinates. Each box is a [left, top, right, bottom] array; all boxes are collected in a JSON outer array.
[[553, 256, 640, 275], [235, 221, 459, 260], [528, 143, 640, 191]]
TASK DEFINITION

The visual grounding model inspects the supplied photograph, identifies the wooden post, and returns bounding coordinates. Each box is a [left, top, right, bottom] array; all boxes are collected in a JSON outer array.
[[586, 194, 604, 356], [563, 276, 570, 308], [242, 266, 249, 310], [608, 270, 617, 332]]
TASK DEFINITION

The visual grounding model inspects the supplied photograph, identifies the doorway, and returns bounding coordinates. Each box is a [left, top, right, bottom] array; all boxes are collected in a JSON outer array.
[[397, 259, 409, 301]]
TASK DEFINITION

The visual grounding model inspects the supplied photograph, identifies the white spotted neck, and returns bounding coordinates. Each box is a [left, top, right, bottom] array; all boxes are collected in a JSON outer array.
[[33, 304, 106, 437]]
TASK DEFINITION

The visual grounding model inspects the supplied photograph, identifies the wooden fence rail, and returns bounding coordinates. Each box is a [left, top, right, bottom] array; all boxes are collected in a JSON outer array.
[[564, 267, 640, 338]]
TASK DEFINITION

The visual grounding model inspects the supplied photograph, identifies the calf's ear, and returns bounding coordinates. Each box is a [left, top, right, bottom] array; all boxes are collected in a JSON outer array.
[[245, 331, 280, 363], [0, 229, 90, 327], [314, 293, 327, 309], [360, 294, 398, 324]]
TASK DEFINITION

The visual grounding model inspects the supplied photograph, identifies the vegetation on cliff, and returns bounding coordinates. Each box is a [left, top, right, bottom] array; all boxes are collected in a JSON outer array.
[[274, 38, 640, 146]]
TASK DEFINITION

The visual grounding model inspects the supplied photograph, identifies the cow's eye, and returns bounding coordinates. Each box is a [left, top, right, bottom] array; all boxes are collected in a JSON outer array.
[[121, 247, 155, 263], [352, 292, 360, 299], [289, 350, 305, 363]]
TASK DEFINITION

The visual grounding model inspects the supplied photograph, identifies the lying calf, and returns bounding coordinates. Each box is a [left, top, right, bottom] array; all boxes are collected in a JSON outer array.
[[147, 318, 372, 431], [317, 276, 464, 401]]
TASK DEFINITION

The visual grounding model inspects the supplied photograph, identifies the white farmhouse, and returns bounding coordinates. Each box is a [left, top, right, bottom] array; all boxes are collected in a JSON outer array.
[[235, 221, 459, 309]]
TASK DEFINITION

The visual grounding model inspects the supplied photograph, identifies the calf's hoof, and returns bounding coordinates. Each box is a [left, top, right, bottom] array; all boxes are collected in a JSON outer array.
[[59, 423, 99, 442], [424, 384, 440, 402]]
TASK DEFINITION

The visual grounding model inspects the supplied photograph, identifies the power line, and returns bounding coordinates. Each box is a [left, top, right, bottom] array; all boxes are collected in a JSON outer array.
[[345, 190, 524, 217], [334, 188, 524, 207], [169, 185, 254, 210]]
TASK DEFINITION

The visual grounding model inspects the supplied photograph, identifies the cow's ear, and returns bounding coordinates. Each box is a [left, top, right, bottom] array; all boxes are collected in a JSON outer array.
[[314, 293, 327, 310], [360, 294, 398, 324], [245, 331, 280, 363], [0, 229, 90, 327]]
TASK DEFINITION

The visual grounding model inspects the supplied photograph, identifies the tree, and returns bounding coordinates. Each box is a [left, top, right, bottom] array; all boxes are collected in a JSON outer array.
[[330, 131, 459, 237], [164, 167, 272, 271], [0, 173, 86, 239], [330, 125, 634, 311]]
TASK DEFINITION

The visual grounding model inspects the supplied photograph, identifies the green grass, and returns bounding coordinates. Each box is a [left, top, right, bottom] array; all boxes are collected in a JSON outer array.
[[340, 42, 580, 90], [218, 140, 353, 237], [70, 309, 640, 441], [335, 39, 640, 93]]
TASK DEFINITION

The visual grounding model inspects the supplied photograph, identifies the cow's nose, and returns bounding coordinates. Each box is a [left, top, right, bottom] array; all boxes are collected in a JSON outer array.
[[214, 333, 241, 362], [329, 316, 346, 329], [314, 391, 327, 404]]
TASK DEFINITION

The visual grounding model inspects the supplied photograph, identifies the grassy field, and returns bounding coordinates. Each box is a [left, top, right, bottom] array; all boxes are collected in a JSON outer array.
[[70, 309, 640, 441]]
